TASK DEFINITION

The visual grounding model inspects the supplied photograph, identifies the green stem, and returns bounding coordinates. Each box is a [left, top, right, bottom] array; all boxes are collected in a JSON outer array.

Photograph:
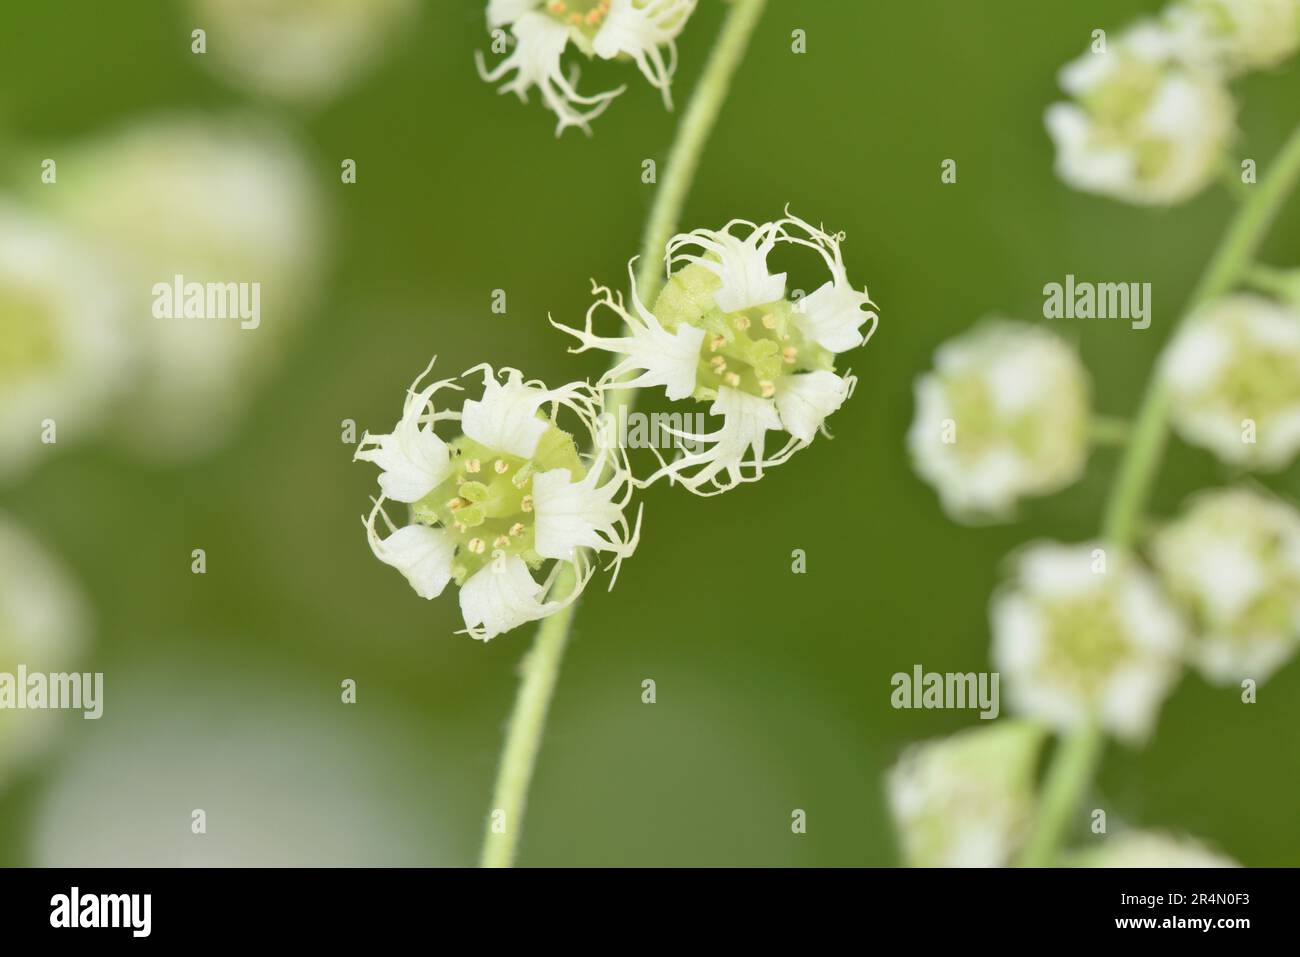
[[1018, 122, 1300, 868], [478, 0, 769, 869]]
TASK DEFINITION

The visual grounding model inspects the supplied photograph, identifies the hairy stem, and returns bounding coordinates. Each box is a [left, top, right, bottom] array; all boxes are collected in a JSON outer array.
[[1018, 123, 1300, 868], [479, 0, 769, 869]]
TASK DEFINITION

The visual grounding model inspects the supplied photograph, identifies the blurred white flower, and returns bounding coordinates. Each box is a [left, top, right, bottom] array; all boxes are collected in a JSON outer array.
[[555, 211, 876, 495], [0, 200, 128, 482], [356, 360, 640, 640], [887, 721, 1045, 868], [477, 0, 698, 135], [1152, 488, 1300, 684], [1161, 294, 1300, 470], [907, 322, 1090, 522], [191, 0, 417, 104], [1165, 0, 1300, 76], [1069, 830, 1239, 867], [0, 513, 90, 785], [991, 542, 1185, 743], [1045, 21, 1234, 205], [43, 116, 323, 462]]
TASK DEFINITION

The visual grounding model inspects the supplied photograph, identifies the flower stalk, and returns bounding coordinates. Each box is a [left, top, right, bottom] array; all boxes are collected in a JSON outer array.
[[1018, 120, 1300, 867], [479, 0, 769, 868]]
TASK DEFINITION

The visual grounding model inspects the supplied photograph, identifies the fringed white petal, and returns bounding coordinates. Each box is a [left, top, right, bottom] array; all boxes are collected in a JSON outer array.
[[666, 219, 787, 313], [777, 213, 878, 353], [532, 450, 641, 573], [553, 265, 704, 401], [775, 371, 856, 444], [647, 385, 799, 495], [353, 359, 458, 503], [475, 12, 624, 136], [363, 500, 456, 600], [458, 555, 557, 641], [593, 0, 697, 108]]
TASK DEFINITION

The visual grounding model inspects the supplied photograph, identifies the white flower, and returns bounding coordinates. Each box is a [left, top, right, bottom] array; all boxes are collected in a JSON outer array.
[[1165, 0, 1300, 76], [991, 542, 1186, 743], [190, 0, 417, 103], [0, 200, 128, 483], [477, 0, 698, 135], [1068, 830, 1239, 867], [887, 722, 1045, 868], [0, 513, 90, 784], [907, 322, 1090, 522], [1161, 294, 1300, 470], [1045, 21, 1234, 205], [1152, 488, 1300, 684], [554, 211, 876, 495], [42, 115, 323, 462], [357, 361, 640, 641]]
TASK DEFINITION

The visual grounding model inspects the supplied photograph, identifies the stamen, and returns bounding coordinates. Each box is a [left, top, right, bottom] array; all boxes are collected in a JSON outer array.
[[761, 313, 777, 329], [494, 459, 509, 474], [468, 537, 487, 555], [733, 315, 751, 331], [494, 535, 510, 549], [521, 495, 534, 513], [782, 346, 798, 364], [725, 372, 741, 388], [466, 458, 481, 474], [759, 380, 776, 398], [509, 522, 526, 537], [710, 355, 727, 373], [709, 334, 725, 353], [447, 497, 466, 511]]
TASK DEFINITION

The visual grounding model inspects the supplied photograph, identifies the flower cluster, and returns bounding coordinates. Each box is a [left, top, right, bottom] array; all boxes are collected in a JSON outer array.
[[477, 0, 698, 134], [1045, 0, 1300, 205], [355, 212, 876, 637]]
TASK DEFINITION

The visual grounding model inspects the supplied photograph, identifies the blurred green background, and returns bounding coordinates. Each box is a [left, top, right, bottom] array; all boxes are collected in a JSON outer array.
[[1, 0, 1298, 866]]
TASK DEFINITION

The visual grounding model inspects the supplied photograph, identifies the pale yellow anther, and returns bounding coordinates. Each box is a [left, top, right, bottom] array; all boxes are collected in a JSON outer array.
[[509, 522, 526, 537], [725, 372, 741, 388], [447, 497, 466, 511], [709, 334, 725, 353], [494, 535, 510, 549], [568, 12, 582, 25], [759, 380, 776, 398], [733, 315, 751, 331], [454, 522, 467, 534], [521, 495, 534, 513], [710, 355, 727, 373], [468, 537, 487, 555], [466, 458, 481, 474], [585, 9, 603, 25], [494, 459, 509, 474], [547, 0, 566, 13], [782, 346, 798, 364], [761, 313, 777, 329]]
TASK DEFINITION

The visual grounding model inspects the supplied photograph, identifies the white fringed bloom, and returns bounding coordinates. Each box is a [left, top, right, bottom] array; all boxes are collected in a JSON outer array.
[[907, 322, 1090, 522], [0, 513, 90, 785], [477, 0, 698, 135], [0, 200, 127, 483], [1069, 830, 1239, 867], [887, 721, 1045, 868], [44, 116, 322, 462], [991, 543, 1186, 743], [356, 361, 640, 641], [1152, 488, 1300, 685], [1044, 21, 1234, 205], [190, 0, 417, 103], [555, 211, 876, 495], [1165, 0, 1300, 76], [1161, 294, 1300, 470]]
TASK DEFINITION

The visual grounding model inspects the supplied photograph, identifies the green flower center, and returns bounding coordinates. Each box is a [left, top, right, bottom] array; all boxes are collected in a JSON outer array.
[[1212, 327, 1300, 420], [1039, 595, 1134, 698], [410, 423, 584, 584], [544, 0, 610, 37], [0, 283, 60, 383], [652, 262, 836, 402]]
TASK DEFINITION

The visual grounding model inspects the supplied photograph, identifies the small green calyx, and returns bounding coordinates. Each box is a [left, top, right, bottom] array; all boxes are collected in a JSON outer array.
[[652, 263, 835, 402], [410, 422, 585, 585]]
